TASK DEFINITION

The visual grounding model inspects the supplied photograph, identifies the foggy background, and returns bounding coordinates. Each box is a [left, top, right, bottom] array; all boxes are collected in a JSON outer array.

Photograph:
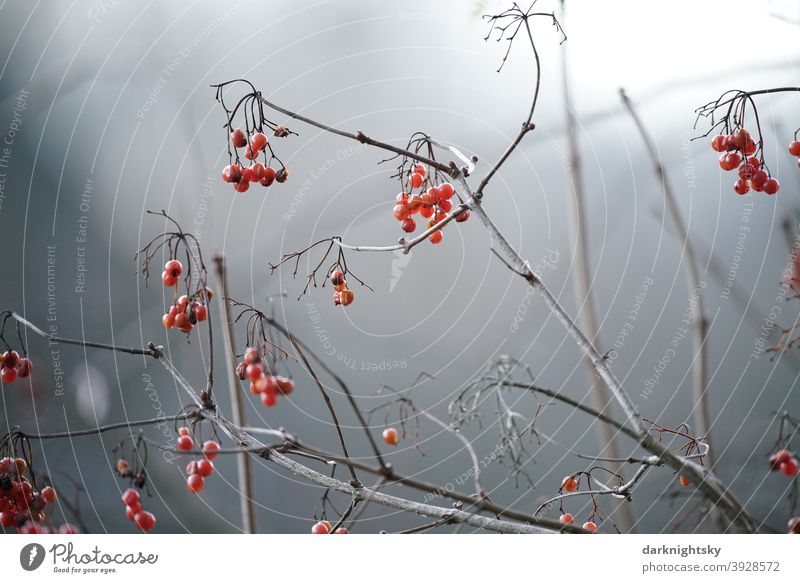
[[0, 0, 799, 533]]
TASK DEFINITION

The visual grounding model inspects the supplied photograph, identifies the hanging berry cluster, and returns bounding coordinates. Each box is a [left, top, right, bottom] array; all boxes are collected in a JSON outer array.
[[0, 350, 31, 385], [556, 474, 600, 532], [0, 456, 68, 532], [768, 448, 798, 477], [0, 312, 33, 385], [711, 128, 780, 195], [236, 346, 294, 408], [137, 211, 213, 339], [176, 427, 221, 493], [329, 270, 354, 306], [121, 488, 156, 532], [393, 163, 469, 245], [213, 79, 293, 193]]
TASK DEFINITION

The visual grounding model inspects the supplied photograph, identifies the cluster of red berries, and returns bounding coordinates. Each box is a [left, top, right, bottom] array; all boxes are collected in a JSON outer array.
[[311, 519, 348, 534], [236, 346, 295, 408], [0, 457, 67, 532], [160, 261, 210, 334], [0, 350, 32, 385], [121, 487, 156, 532], [558, 512, 597, 532], [382, 428, 398, 446], [176, 428, 221, 493], [329, 271, 354, 306], [221, 128, 287, 193], [711, 129, 780, 195], [768, 449, 798, 477], [558, 475, 598, 531], [391, 164, 469, 244]]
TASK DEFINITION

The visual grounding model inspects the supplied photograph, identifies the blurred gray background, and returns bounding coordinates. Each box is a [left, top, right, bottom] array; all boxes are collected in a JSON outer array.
[[0, 0, 799, 533]]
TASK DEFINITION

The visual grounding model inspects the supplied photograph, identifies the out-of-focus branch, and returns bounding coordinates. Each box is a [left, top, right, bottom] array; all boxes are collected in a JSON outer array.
[[620, 89, 714, 472], [559, 0, 633, 533], [212, 252, 256, 534]]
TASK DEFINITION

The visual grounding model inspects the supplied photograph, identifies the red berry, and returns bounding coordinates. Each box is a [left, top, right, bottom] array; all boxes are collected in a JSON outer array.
[[230, 128, 247, 148], [177, 436, 194, 452], [234, 179, 250, 193], [383, 428, 399, 445], [730, 128, 750, 150], [561, 476, 578, 492], [164, 259, 183, 278], [764, 178, 780, 195], [311, 521, 330, 534], [438, 182, 454, 199], [330, 271, 346, 286], [738, 163, 756, 180], [196, 459, 214, 477], [1, 367, 16, 384], [334, 527, 349, 534], [438, 199, 452, 213], [260, 167, 276, 187], [202, 441, 220, 460], [133, 511, 156, 532], [419, 204, 434, 219], [41, 486, 57, 504], [429, 230, 443, 245], [260, 391, 277, 407], [124, 505, 139, 521], [161, 270, 178, 287], [720, 153, 740, 171], [789, 141, 800, 157], [781, 458, 798, 477], [733, 178, 750, 195], [251, 132, 268, 152], [401, 218, 416, 233], [559, 513, 574, 524], [407, 195, 422, 213], [195, 304, 207, 322], [256, 374, 278, 394], [455, 209, 470, 223], [2, 350, 19, 368], [162, 313, 175, 329], [222, 164, 241, 183], [178, 427, 190, 437], [409, 172, 423, 189], [249, 162, 265, 181], [393, 204, 409, 221], [15, 358, 31, 378], [413, 164, 426, 177], [246, 363, 264, 381], [244, 347, 261, 365], [339, 290, 354, 306], [743, 139, 757, 156], [395, 192, 409, 204], [275, 376, 294, 396], [678, 475, 691, 487], [711, 135, 727, 152], [752, 169, 768, 187], [121, 488, 140, 506], [582, 521, 598, 532], [244, 145, 255, 160], [187, 474, 205, 493]]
